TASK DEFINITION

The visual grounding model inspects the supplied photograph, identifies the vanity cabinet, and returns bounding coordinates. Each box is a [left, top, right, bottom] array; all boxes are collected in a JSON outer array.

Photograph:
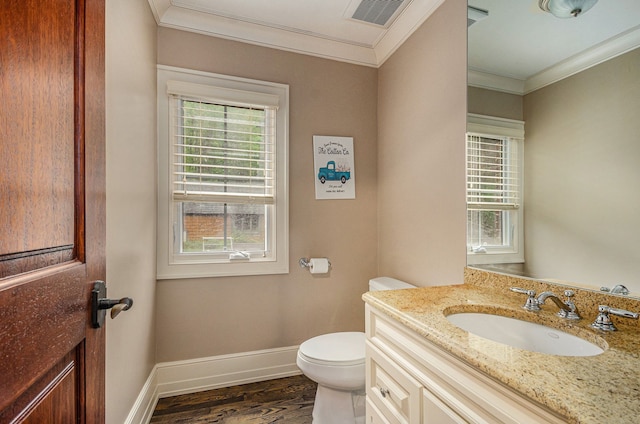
[[365, 305, 566, 424]]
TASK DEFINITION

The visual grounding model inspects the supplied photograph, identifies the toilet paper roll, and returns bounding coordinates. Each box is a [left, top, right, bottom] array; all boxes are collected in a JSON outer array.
[[309, 258, 330, 274]]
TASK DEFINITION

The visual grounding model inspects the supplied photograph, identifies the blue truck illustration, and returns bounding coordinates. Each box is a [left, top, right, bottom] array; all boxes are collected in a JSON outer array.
[[318, 161, 350, 184]]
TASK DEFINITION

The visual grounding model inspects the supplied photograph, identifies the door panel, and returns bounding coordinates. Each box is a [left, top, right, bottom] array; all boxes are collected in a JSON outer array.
[[0, 265, 86, 413], [0, 0, 76, 261], [6, 350, 79, 423], [0, 0, 106, 422]]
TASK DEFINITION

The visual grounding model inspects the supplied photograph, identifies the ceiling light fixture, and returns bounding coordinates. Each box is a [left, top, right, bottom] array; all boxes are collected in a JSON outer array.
[[539, 0, 598, 18]]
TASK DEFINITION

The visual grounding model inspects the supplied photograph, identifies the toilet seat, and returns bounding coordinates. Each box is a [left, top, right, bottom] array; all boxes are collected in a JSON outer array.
[[298, 332, 365, 366]]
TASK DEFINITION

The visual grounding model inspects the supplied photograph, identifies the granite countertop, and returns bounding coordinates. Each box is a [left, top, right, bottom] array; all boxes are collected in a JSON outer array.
[[362, 272, 640, 424]]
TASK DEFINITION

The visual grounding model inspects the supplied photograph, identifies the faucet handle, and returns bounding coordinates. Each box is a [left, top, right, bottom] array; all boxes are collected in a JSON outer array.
[[557, 290, 581, 320], [510, 287, 540, 311], [591, 305, 639, 331]]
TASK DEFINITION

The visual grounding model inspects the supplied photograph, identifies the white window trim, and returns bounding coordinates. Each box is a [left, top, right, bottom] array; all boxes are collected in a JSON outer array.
[[467, 114, 524, 265], [157, 66, 289, 279]]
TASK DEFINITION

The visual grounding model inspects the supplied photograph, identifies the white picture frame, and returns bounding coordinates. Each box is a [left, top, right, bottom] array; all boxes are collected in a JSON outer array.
[[312, 135, 355, 200]]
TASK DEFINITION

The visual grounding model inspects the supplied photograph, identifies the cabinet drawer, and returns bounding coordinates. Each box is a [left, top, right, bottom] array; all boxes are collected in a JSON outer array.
[[367, 398, 391, 424], [422, 389, 466, 424], [367, 341, 421, 424]]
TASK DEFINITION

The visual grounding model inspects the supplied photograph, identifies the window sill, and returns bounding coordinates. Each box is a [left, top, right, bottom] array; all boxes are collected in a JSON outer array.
[[467, 252, 524, 266], [157, 259, 289, 279]]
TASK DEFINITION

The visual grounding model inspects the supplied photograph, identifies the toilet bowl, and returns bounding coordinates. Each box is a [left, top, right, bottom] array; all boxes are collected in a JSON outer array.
[[297, 277, 415, 424], [297, 332, 366, 390], [297, 332, 366, 424]]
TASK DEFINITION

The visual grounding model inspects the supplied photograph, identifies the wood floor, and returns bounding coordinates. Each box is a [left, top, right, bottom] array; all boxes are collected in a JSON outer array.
[[150, 375, 317, 423]]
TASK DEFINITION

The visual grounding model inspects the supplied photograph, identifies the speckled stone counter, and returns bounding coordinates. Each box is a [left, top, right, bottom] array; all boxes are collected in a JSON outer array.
[[362, 268, 640, 424]]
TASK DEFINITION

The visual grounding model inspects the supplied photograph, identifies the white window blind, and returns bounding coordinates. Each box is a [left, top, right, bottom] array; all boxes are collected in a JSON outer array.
[[170, 96, 277, 206], [466, 134, 521, 210]]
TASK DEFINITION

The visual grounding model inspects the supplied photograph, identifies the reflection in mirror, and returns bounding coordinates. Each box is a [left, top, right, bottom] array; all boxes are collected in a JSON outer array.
[[467, 0, 640, 298]]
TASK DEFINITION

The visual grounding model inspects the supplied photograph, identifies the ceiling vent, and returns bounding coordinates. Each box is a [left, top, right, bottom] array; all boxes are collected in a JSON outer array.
[[351, 0, 406, 27], [468, 5, 489, 27]]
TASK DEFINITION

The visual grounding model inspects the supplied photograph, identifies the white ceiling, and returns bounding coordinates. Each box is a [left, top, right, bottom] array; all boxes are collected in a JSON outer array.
[[468, 0, 640, 93], [148, 0, 640, 93]]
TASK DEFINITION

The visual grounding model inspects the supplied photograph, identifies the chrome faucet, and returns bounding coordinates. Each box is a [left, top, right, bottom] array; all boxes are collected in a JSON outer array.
[[600, 284, 630, 295], [591, 305, 639, 331], [536, 291, 569, 310], [510, 287, 581, 319], [537, 291, 581, 319]]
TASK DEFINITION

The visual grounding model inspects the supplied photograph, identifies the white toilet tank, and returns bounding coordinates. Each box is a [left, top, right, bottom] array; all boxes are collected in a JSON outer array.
[[369, 277, 415, 291]]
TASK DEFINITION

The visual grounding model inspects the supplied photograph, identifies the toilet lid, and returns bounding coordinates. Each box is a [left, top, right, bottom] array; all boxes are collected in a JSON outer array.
[[299, 332, 365, 366]]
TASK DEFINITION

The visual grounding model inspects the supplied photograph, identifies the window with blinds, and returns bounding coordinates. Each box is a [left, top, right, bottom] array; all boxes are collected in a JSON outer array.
[[170, 98, 275, 255], [466, 134, 519, 210], [171, 99, 275, 206], [466, 114, 524, 264], [157, 67, 289, 279]]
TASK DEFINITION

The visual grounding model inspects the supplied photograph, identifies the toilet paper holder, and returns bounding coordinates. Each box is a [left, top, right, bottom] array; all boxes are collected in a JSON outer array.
[[299, 257, 331, 270]]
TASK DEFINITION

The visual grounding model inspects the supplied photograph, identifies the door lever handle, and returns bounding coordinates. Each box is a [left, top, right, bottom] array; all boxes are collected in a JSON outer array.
[[91, 281, 134, 328], [100, 297, 133, 319]]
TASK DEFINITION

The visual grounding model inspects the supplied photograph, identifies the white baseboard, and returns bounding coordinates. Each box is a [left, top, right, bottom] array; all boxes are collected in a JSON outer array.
[[124, 345, 301, 424], [123, 367, 159, 424]]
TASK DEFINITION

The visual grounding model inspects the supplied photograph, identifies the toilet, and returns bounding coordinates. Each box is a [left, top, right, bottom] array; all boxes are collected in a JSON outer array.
[[296, 277, 416, 424]]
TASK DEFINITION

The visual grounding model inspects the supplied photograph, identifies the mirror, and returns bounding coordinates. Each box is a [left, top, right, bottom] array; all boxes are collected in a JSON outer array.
[[467, 0, 640, 298]]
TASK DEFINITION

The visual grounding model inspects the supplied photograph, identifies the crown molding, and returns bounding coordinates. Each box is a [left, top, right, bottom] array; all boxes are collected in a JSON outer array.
[[467, 70, 525, 95], [148, 0, 377, 66], [470, 25, 640, 95], [524, 24, 640, 94], [148, 0, 444, 68]]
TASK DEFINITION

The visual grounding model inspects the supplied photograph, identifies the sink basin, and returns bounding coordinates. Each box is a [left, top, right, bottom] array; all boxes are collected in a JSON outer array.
[[446, 312, 604, 356]]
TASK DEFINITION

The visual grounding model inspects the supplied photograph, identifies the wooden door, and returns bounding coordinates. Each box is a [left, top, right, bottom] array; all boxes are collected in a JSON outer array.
[[0, 0, 105, 422]]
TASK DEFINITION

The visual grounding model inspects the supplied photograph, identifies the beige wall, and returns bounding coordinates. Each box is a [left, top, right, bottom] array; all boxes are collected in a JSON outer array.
[[105, 0, 157, 422], [377, 0, 468, 286], [523, 48, 640, 292], [155, 29, 379, 361], [468, 86, 523, 120]]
